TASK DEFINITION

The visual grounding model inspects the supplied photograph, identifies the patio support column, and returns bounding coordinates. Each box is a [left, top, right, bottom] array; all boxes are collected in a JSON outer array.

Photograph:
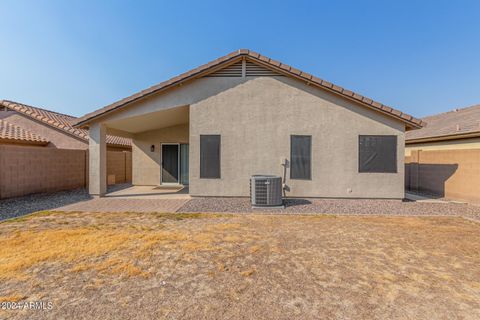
[[89, 122, 107, 197]]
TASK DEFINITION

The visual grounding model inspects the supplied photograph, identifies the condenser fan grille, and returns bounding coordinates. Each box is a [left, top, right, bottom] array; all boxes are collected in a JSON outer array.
[[250, 175, 283, 207]]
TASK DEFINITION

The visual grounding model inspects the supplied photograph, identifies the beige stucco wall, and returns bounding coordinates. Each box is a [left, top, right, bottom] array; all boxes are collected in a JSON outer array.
[[189, 76, 405, 198], [132, 124, 189, 185], [405, 137, 480, 156], [119, 75, 405, 198], [101, 78, 246, 132]]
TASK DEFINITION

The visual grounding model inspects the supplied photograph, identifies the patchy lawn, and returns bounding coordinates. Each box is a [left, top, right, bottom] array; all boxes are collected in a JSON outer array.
[[1, 211, 479, 319]]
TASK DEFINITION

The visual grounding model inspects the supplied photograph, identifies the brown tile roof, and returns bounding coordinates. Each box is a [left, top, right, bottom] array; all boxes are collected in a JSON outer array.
[[0, 119, 49, 145], [406, 104, 480, 142], [0, 100, 131, 147], [73, 49, 424, 130]]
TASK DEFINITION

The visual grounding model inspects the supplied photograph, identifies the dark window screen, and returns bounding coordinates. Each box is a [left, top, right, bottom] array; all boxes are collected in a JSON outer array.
[[290, 135, 312, 180], [200, 135, 221, 179], [359, 135, 397, 173]]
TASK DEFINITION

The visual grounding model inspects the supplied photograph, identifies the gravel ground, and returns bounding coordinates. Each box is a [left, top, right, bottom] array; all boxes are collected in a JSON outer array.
[[178, 197, 480, 221], [3, 187, 480, 223], [0, 185, 134, 222], [0, 189, 91, 221]]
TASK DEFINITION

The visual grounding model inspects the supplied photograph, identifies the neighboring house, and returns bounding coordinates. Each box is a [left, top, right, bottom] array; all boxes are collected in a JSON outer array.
[[405, 105, 480, 203], [0, 100, 133, 199], [74, 49, 423, 199], [0, 100, 131, 151], [406, 104, 480, 154]]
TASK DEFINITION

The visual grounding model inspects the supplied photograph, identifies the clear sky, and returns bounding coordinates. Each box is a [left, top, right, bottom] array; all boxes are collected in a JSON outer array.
[[1, 0, 479, 118]]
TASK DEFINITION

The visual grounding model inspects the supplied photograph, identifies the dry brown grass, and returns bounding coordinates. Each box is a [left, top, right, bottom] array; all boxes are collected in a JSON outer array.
[[0, 211, 479, 320], [0, 228, 143, 280], [0, 211, 237, 281], [0, 295, 26, 303]]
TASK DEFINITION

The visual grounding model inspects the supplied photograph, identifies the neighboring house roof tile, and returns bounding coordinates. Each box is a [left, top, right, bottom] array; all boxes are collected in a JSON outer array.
[[0, 119, 49, 145], [406, 104, 480, 143], [73, 49, 424, 129], [0, 100, 131, 147]]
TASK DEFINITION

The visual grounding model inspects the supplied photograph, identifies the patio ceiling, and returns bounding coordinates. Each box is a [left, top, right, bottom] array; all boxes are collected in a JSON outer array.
[[105, 105, 189, 134]]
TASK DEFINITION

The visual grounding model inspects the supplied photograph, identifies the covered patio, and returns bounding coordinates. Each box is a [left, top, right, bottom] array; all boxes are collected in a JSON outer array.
[[86, 104, 191, 197]]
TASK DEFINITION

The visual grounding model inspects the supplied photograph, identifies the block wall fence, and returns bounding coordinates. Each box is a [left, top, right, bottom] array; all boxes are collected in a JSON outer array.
[[0, 145, 131, 199], [405, 149, 480, 203]]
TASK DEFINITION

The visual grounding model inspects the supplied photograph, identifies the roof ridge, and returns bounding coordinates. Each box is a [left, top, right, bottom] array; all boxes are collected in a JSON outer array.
[[0, 100, 131, 147], [0, 99, 88, 140], [422, 103, 480, 119], [1, 99, 76, 119], [73, 49, 424, 129], [406, 103, 480, 142]]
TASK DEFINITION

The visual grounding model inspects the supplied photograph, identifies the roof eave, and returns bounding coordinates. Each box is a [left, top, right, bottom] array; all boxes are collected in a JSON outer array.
[[243, 55, 425, 130], [73, 54, 246, 128], [406, 131, 480, 144], [0, 138, 49, 146], [73, 49, 424, 130]]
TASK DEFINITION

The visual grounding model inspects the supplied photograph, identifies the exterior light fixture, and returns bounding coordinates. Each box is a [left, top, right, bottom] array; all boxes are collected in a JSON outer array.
[[151, 145, 155, 152]]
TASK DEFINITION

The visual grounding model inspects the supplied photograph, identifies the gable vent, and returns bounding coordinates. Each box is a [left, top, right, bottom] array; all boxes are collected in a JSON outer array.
[[204, 61, 243, 77], [245, 61, 281, 77], [203, 59, 284, 78]]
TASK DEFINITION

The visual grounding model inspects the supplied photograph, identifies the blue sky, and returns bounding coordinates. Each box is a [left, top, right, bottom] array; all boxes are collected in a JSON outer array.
[[1, 0, 479, 118]]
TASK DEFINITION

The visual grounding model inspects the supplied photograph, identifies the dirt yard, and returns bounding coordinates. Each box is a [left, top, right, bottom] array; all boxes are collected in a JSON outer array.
[[1, 211, 479, 320]]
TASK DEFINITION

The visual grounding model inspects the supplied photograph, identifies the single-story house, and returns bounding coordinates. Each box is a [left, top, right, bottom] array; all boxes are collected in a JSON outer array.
[[0, 100, 131, 151], [74, 49, 423, 199], [406, 104, 480, 154]]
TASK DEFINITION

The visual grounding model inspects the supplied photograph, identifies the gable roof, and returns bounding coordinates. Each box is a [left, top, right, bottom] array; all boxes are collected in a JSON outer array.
[[0, 119, 49, 145], [0, 100, 131, 148], [73, 49, 424, 130], [406, 104, 480, 143]]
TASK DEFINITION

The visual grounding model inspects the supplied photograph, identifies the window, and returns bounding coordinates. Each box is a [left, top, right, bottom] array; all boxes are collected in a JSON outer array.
[[200, 135, 221, 179], [290, 135, 312, 180], [358, 135, 397, 173]]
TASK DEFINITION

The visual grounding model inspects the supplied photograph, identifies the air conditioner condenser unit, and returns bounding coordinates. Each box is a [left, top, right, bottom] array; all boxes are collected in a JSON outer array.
[[250, 175, 284, 208]]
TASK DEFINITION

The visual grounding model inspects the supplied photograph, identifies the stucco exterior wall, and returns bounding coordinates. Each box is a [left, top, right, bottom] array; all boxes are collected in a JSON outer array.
[[189, 76, 405, 198], [405, 137, 480, 155], [132, 124, 189, 185], [107, 75, 405, 198], [0, 111, 88, 149]]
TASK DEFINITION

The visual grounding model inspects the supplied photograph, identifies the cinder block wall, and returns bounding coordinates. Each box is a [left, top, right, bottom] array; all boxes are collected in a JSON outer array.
[[0, 145, 87, 199], [405, 149, 480, 203], [106, 151, 132, 184], [0, 146, 133, 199], [125, 152, 132, 182]]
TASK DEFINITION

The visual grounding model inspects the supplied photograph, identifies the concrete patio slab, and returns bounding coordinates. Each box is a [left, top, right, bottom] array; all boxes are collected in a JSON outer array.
[[404, 192, 466, 204], [105, 185, 191, 200], [51, 184, 190, 213]]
